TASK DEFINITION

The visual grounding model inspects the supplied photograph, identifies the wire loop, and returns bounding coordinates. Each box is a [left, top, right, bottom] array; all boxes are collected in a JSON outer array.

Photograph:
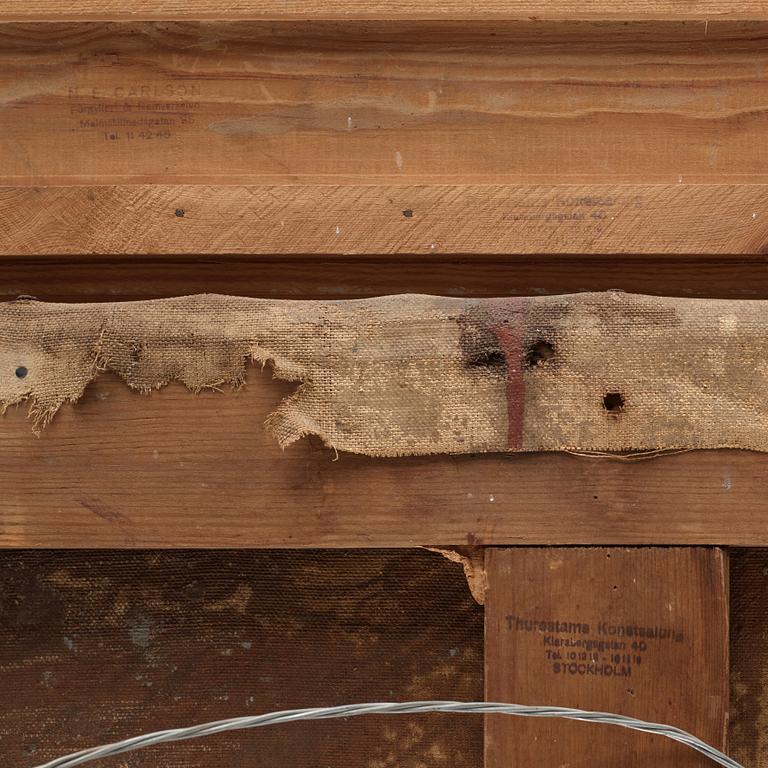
[[29, 700, 743, 768]]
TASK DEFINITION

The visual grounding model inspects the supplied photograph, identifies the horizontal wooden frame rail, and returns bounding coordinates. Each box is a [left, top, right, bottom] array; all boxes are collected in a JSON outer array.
[[4, 22, 768, 187], [5, 255, 768, 302], [3, 185, 768, 255], [2, 370, 767, 548], [3, 1, 768, 23]]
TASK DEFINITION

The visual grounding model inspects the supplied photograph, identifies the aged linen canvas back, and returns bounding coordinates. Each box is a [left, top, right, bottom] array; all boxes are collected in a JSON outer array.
[[1, 291, 764, 456]]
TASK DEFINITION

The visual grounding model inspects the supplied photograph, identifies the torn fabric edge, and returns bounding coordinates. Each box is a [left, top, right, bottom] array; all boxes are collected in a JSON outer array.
[[2, 291, 768, 458]]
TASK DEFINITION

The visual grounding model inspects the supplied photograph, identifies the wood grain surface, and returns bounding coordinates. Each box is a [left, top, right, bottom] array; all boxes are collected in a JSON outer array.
[[3, 21, 768, 185], [2, 371, 768, 548], [4, 185, 768, 255], [4, 255, 768, 302], [1, 1, 767, 22], [485, 548, 729, 767]]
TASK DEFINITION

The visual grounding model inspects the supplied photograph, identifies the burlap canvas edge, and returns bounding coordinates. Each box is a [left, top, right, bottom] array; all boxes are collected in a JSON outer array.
[[2, 291, 767, 458]]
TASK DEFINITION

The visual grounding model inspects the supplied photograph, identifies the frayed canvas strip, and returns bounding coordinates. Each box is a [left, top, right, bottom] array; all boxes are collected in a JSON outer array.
[[5, 291, 768, 458]]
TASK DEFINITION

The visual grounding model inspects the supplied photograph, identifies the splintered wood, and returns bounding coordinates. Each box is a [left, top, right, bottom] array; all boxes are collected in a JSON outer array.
[[484, 548, 729, 767]]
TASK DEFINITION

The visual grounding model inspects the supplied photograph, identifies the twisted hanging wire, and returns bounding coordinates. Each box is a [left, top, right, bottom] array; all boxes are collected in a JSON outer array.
[[29, 700, 743, 768]]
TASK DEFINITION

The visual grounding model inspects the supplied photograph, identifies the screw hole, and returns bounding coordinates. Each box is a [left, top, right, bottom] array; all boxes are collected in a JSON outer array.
[[603, 392, 625, 413], [526, 339, 554, 367], [15, 366, 28, 379], [175, 208, 185, 218], [402, 209, 414, 218]]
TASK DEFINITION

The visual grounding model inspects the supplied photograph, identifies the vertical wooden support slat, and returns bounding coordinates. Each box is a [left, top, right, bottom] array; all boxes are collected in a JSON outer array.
[[484, 547, 729, 767]]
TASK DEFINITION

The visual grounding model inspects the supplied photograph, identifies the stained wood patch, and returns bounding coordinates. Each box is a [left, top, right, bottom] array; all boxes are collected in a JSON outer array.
[[484, 548, 729, 767]]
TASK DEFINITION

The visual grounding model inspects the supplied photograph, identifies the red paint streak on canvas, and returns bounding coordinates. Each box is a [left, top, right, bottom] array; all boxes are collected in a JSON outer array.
[[482, 296, 529, 451], [490, 322, 525, 451]]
